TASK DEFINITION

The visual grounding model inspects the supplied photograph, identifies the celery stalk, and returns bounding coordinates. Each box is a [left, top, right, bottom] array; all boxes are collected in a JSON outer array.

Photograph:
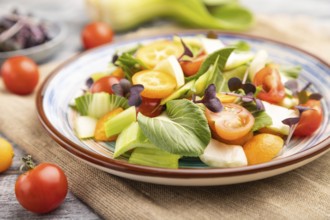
[[104, 106, 136, 137], [129, 147, 181, 169]]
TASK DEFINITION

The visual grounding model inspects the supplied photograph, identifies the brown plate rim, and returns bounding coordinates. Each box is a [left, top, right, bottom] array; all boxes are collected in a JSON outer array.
[[36, 30, 330, 179]]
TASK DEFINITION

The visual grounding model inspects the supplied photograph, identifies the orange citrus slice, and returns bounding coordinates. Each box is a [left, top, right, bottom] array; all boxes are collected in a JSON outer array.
[[132, 70, 176, 99], [136, 40, 183, 68]]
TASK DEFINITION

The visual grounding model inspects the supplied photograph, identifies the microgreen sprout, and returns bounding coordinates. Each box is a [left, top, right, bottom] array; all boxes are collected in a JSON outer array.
[[226, 77, 263, 110], [177, 37, 194, 61], [128, 85, 144, 107], [285, 80, 322, 104], [193, 84, 223, 112], [281, 105, 313, 147], [112, 79, 144, 107]]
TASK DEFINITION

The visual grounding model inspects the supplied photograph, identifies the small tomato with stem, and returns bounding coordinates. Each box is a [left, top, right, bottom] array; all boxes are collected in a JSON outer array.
[[15, 155, 68, 214]]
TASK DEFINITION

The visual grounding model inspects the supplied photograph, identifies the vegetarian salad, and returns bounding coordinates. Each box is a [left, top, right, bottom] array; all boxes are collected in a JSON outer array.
[[72, 33, 323, 169]]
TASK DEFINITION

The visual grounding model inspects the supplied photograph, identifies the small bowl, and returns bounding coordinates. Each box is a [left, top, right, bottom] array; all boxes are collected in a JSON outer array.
[[0, 20, 66, 64]]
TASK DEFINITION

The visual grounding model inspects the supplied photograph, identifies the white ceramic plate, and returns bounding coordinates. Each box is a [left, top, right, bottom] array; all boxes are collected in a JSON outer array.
[[36, 31, 330, 186]]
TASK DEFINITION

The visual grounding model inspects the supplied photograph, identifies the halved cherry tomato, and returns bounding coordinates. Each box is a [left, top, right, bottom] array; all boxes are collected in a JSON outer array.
[[294, 99, 323, 137], [205, 103, 255, 141], [81, 22, 114, 49], [180, 55, 205, 76], [253, 66, 285, 103], [15, 156, 68, 214], [132, 70, 176, 99], [1, 56, 39, 95], [137, 97, 163, 117], [136, 40, 183, 68], [90, 75, 120, 94]]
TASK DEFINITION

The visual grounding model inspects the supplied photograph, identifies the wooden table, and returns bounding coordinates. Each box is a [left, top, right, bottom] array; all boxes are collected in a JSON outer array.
[[1, 0, 329, 219]]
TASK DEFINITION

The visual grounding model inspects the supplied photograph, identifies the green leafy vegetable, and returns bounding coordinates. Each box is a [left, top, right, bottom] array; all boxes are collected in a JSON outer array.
[[129, 147, 181, 168], [87, 0, 253, 32], [138, 99, 211, 156], [115, 53, 147, 81], [251, 111, 273, 131], [229, 40, 251, 51], [75, 93, 129, 119], [186, 47, 234, 82]]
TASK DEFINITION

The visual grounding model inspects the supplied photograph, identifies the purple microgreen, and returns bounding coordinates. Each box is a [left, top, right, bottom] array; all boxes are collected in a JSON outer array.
[[112, 83, 124, 96], [85, 77, 93, 88], [194, 84, 223, 112], [242, 83, 256, 95], [284, 80, 299, 95], [119, 79, 132, 95], [296, 105, 312, 114], [301, 82, 312, 92], [112, 79, 132, 97], [282, 117, 300, 127], [241, 92, 254, 103], [309, 93, 323, 101], [128, 84, 144, 107], [281, 105, 313, 147], [206, 31, 218, 39], [112, 53, 119, 66], [177, 37, 193, 61], [255, 98, 265, 111], [228, 77, 242, 92]]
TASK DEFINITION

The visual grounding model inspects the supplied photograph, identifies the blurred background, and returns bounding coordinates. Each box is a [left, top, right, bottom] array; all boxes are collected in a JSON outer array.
[[1, 0, 329, 63]]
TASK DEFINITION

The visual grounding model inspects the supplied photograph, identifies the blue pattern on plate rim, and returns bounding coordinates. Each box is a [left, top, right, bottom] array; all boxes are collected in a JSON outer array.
[[42, 33, 330, 168]]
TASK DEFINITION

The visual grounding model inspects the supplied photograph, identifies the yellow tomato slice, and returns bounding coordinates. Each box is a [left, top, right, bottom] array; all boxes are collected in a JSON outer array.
[[136, 40, 183, 68], [216, 93, 237, 103], [132, 70, 177, 99]]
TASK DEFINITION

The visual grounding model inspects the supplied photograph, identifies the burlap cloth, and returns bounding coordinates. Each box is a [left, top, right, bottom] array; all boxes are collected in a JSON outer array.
[[0, 15, 329, 219]]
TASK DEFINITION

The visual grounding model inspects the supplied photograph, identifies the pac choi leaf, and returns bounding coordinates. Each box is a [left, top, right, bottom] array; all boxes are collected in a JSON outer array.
[[137, 99, 211, 156]]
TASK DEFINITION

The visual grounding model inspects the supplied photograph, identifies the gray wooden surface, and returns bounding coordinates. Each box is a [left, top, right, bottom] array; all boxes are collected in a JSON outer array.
[[0, 0, 329, 219]]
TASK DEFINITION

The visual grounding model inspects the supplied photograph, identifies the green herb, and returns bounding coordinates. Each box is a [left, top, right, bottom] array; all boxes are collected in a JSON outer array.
[[138, 99, 211, 156], [186, 47, 234, 82], [115, 53, 147, 81]]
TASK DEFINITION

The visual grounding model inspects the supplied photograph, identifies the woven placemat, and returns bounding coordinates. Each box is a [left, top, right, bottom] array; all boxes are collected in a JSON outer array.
[[0, 15, 329, 219]]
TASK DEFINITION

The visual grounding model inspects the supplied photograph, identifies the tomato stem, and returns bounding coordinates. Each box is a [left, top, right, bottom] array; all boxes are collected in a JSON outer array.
[[20, 155, 36, 171]]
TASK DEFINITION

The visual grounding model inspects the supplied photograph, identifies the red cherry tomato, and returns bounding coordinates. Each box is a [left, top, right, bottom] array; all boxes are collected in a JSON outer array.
[[137, 97, 163, 117], [294, 99, 323, 137], [180, 55, 205, 77], [90, 76, 120, 94], [205, 103, 254, 141], [1, 56, 39, 95], [81, 22, 114, 49], [15, 159, 68, 214], [253, 66, 285, 103]]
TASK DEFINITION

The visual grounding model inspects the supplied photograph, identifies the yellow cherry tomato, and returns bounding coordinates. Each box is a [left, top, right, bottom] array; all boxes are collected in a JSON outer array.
[[0, 137, 14, 173], [132, 70, 177, 99], [136, 40, 183, 68]]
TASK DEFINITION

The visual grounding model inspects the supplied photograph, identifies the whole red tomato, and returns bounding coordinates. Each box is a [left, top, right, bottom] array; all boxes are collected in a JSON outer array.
[[1, 56, 39, 95], [81, 22, 114, 49], [90, 75, 120, 94], [15, 157, 68, 214], [294, 99, 323, 137]]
